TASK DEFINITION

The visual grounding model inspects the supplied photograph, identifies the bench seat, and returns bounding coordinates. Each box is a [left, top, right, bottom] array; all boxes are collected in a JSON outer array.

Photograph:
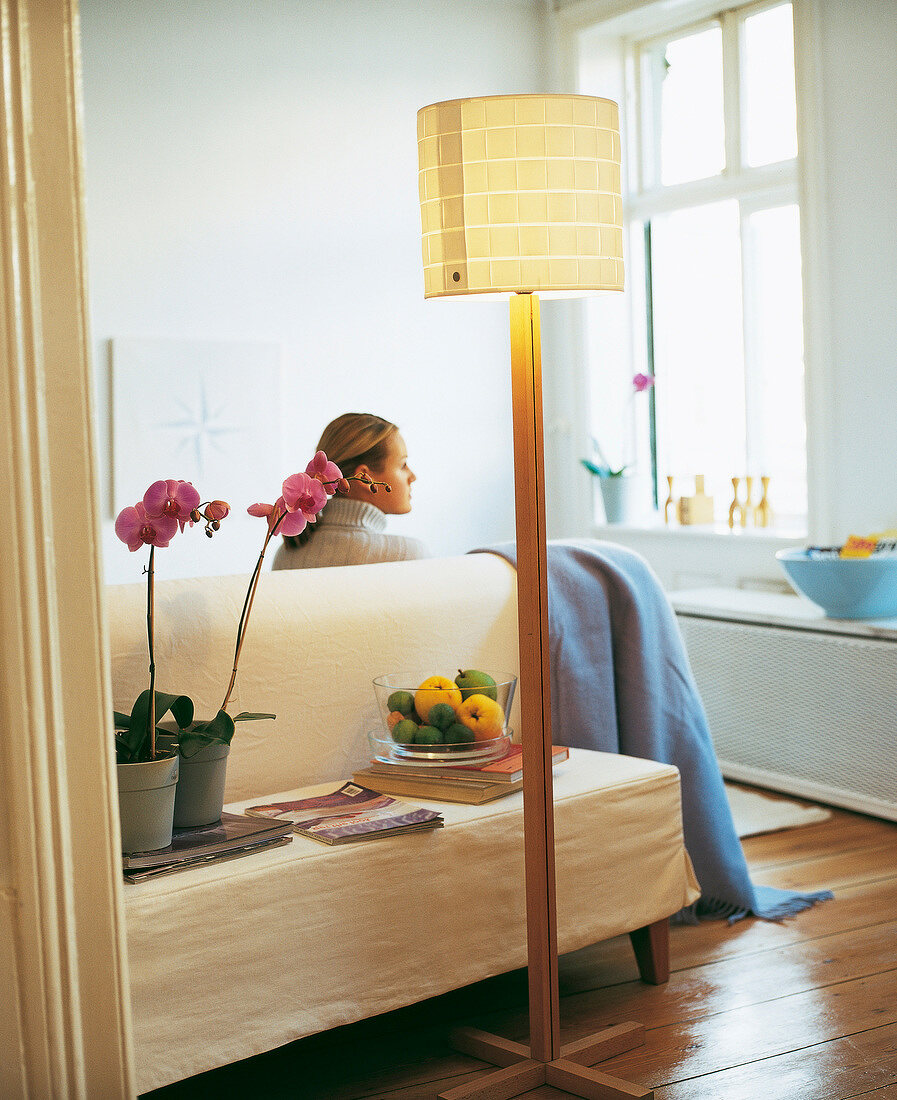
[[125, 748, 699, 1093]]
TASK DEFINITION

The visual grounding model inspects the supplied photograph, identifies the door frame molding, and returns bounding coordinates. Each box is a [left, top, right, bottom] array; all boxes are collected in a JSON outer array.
[[0, 1, 133, 1094]]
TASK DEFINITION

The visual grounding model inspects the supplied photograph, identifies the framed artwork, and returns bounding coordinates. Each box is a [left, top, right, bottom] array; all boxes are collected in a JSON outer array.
[[111, 337, 284, 514]]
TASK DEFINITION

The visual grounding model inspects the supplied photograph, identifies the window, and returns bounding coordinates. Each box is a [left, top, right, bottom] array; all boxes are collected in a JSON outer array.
[[582, 1, 805, 531]]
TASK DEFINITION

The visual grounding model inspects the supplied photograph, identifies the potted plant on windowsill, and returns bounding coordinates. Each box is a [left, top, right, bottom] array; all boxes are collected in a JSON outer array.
[[581, 372, 654, 524]]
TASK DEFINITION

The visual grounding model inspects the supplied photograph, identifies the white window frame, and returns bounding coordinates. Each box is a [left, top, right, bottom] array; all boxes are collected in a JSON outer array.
[[550, 0, 828, 592], [632, 0, 805, 521]]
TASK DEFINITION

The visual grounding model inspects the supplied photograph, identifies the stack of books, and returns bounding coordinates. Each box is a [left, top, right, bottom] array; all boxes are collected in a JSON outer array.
[[122, 812, 294, 882], [353, 743, 570, 805]]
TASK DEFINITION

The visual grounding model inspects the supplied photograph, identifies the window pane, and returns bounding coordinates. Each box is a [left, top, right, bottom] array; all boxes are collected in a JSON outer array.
[[743, 3, 798, 167], [660, 26, 725, 186], [651, 201, 744, 513], [744, 203, 806, 520]]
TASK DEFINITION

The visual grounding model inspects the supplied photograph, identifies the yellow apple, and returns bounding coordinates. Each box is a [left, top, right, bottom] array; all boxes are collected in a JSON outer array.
[[456, 693, 505, 741], [414, 675, 462, 723]]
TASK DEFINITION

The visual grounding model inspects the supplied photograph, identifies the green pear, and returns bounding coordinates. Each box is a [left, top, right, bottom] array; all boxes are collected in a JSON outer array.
[[455, 668, 497, 701]]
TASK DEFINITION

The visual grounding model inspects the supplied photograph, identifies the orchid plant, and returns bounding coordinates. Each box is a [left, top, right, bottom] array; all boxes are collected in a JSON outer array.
[[114, 454, 389, 766], [581, 372, 655, 478], [113, 480, 232, 764]]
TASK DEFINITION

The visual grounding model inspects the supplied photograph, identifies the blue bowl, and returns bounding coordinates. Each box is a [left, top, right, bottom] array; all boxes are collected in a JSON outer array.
[[776, 548, 897, 619]]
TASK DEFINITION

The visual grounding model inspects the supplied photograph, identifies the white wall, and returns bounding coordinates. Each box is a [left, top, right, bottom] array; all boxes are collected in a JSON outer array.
[[807, 0, 897, 540], [80, 0, 552, 583]]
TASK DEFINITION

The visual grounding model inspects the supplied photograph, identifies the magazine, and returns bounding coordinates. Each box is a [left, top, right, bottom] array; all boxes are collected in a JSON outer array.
[[123, 836, 292, 882], [122, 812, 295, 873], [245, 782, 443, 845]]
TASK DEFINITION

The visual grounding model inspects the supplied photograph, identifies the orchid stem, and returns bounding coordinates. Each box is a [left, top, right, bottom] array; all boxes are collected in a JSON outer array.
[[220, 525, 277, 713], [146, 546, 156, 760], [219, 477, 389, 715]]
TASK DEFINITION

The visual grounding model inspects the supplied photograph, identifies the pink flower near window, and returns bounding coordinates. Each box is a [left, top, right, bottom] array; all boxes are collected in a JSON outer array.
[[632, 372, 656, 393], [114, 501, 179, 551], [143, 479, 202, 531]]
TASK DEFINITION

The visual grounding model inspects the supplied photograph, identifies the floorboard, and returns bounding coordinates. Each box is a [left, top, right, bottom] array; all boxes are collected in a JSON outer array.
[[143, 804, 897, 1100]]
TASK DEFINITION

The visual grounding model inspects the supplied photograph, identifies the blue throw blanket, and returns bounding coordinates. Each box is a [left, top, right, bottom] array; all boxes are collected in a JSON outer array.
[[476, 539, 832, 923]]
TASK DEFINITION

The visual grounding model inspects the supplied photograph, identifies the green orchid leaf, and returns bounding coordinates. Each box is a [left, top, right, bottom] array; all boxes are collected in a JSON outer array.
[[115, 689, 196, 763], [153, 691, 195, 731], [114, 731, 135, 765], [233, 712, 276, 722], [178, 709, 236, 758], [581, 457, 626, 478]]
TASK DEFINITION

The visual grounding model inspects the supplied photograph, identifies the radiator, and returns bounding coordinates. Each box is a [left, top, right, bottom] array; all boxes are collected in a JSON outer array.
[[671, 587, 897, 821]]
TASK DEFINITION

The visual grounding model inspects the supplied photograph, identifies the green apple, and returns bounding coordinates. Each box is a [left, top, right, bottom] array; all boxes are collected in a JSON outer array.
[[414, 725, 444, 745], [444, 722, 474, 745], [427, 702, 456, 731], [387, 690, 415, 718], [391, 718, 419, 745]]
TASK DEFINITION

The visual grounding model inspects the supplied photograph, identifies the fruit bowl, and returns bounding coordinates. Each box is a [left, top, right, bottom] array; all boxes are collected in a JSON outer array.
[[776, 547, 897, 619], [371, 669, 517, 763]]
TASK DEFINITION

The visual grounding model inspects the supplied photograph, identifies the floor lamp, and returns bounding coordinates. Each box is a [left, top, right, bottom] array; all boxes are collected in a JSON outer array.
[[418, 95, 650, 1100]]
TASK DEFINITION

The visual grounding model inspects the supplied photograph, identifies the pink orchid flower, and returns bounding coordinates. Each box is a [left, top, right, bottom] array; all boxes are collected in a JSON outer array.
[[205, 500, 230, 522], [306, 450, 344, 496], [281, 471, 328, 522], [143, 479, 202, 531], [632, 372, 656, 393], [247, 501, 278, 532], [247, 498, 310, 537], [115, 501, 179, 551]]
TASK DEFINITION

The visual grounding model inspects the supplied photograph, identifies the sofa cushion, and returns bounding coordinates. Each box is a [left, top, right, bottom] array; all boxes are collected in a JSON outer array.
[[106, 555, 521, 799]]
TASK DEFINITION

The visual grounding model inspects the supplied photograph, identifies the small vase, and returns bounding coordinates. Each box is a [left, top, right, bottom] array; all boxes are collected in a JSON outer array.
[[172, 740, 231, 827], [599, 475, 641, 524], [116, 750, 179, 854]]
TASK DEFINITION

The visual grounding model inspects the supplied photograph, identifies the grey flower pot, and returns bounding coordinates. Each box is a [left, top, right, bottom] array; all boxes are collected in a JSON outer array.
[[117, 751, 179, 853], [172, 740, 231, 827]]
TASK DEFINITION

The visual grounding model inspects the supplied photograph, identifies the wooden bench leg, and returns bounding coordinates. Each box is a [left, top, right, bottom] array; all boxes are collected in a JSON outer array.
[[628, 918, 669, 985]]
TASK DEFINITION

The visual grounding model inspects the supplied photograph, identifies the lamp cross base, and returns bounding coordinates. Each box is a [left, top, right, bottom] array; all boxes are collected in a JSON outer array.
[[439, 1022, 652, 1099]]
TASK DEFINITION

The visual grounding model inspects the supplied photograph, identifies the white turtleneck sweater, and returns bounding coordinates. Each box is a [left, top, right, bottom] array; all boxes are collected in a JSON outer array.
[[271, 497, 429, 570]]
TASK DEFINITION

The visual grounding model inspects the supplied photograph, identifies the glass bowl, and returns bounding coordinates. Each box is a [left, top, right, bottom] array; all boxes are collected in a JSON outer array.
[[368, 728, 514, 766], [371, 670, 517, 764]]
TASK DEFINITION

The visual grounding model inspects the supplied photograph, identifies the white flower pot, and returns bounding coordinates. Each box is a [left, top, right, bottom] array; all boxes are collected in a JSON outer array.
[[598, 475, 641, 524]]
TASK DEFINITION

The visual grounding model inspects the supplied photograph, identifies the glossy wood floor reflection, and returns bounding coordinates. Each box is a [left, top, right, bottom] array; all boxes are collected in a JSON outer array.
[[145, 799, 897, 1100]]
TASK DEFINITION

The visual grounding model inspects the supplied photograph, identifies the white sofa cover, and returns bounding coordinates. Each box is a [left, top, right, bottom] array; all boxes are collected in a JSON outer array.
[[106, 554, 699, 1093]]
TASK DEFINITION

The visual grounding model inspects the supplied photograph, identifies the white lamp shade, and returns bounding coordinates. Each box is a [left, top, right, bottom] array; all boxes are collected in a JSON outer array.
[[417, 94, 624, 298]]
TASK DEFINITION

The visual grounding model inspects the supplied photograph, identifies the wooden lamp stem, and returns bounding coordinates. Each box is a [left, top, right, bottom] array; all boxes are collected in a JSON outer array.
[[439, 294, 654, 1100], [509, 291, 559, 1062]]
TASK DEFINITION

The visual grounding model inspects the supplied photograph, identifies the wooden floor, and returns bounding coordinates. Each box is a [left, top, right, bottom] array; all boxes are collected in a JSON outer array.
[[147, 798, 897, 1100]]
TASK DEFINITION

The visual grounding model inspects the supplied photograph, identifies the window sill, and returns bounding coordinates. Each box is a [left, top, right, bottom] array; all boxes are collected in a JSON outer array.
[[587, 514, 806, 591], [591, 516, 806, 546]]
